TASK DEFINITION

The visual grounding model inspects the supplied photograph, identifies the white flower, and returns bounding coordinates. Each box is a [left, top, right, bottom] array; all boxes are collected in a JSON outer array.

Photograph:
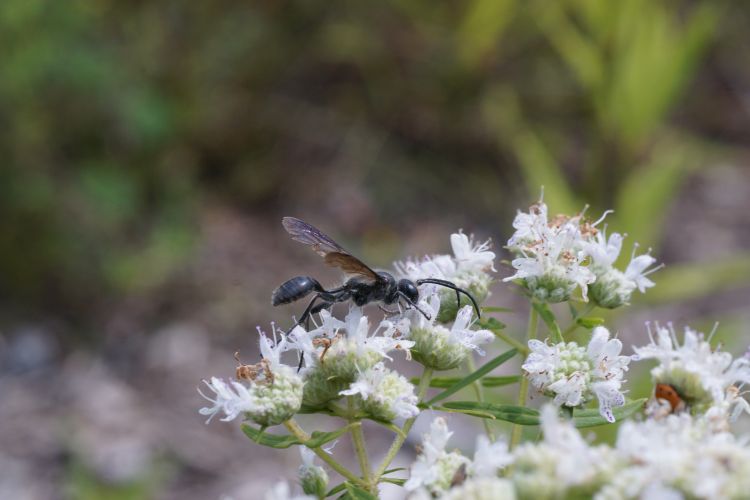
[[198, 377, 255, 424], [513, 405, 619, 499], [439, 477, 517, 500], [633, 324, 750, 417], [409, 295, 494, 370], [264, 481, 315, 500], [405, 417, 471, 495], [504, 220, 595, 303], [586, 231, 661, 308], [339, 362, 419, 421], [395, 231, 495, 322], [468, 435, 513, 478], [523, 326, 630, 422], [198, 331, 304, 426]]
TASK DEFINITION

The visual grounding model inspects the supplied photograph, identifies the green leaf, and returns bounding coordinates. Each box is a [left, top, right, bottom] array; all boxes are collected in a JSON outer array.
[[241, 425, 301, 448], [532, 302, 563, 343], [481, 306, 514, 313], [576, 317, 605, 329], [241, 424, 351, 449], [326, 483, 347, 497], [425, 349, 517, 405], [307, 427, 355, 448], [438, 402, 540, 425], [380, 477, 406, 486], [382, 468, 406, 475], [572, 398, 646, 428], [477, 317, 507, 330], [414, 375, 521, 388], [343, 483, 377, 500]]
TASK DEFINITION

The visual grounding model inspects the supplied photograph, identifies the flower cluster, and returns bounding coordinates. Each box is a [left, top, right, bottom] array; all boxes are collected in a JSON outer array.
[[395, 231, 495, 322], [523, 326, 631, 422], [633, 324, 750, 422], [404, 417, 511, 496], [504, 197, 660, 306]]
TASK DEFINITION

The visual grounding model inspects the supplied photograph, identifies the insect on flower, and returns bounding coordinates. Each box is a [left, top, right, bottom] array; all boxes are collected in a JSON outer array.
[[234, 351, 274, 384], [654, 383, 685, 413], [273, 217, 481, 332]]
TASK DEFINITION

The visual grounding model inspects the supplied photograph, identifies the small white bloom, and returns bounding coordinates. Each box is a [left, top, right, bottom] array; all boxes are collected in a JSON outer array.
[[523, 326, 630, 422], [586, 231, 661, 308], [409, 295, 494, 370], [199, 331, 304, 426], [339, 362, 419, 421], [405, 417, 470, 495], [468, 435, 513, 478], [395, 231, 495, 322], [198, 377, 255, 423], [439, 477, 517, 500], [513, 405, 619, 499]]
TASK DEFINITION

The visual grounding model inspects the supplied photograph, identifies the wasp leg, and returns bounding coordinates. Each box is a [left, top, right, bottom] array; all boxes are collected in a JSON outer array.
[[398, 291, 431, 321], [378, 304, 400, 316], [416, 278, 481, 318]]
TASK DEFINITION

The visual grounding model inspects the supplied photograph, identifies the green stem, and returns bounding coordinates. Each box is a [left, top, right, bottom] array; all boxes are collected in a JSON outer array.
[[348, 398, 372, 485], [491, 328, 530, 355], [562, 302, 596, 338], [283, 419, 365, 487], [510, 306, 538, 450], [374, 367, 433, 480], [466, 356, 496, 442]]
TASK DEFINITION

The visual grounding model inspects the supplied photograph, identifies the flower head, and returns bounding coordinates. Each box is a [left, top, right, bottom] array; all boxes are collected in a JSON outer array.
[[405, 417, 471, 495], [586, 231, 661, 308], [339, 362, 419, 421], [633, 324, 750, 419], [199, 330, 304, 427], [523, 326, 630, 422], [409, 295, 494, 370], [395, 231, 495, 322]]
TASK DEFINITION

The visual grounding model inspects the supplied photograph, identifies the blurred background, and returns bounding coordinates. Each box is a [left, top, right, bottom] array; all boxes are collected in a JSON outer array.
[[1, 0, 750, 498]]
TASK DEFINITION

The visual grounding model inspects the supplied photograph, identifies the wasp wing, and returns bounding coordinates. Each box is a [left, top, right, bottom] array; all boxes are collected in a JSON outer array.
[[282, 217, 380, 282]]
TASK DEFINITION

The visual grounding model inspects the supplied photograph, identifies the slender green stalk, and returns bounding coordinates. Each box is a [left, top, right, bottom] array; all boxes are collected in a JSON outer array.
[[348, 398, 372, 485], [491, 328, 530, 354], [283, 419, 365, 487], [374, 367, 433, 480], [466, 356, 496, 442], [510, 306, 538, 450], [561, 302, 596, 338]]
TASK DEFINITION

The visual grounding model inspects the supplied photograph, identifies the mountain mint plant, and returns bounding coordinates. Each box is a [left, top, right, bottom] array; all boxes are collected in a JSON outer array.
[[199, 195, 750, 499]]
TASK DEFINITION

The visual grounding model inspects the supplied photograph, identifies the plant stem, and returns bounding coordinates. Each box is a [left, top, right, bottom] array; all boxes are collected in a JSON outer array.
[[562, 302, 596, 338], [491, 328, 530, 354], [510, 306, 538, 450], [283, 419, 365, 487], [374, 367, 433, 480], [466, 356, 496, 442], [348, 398, 372, 485]]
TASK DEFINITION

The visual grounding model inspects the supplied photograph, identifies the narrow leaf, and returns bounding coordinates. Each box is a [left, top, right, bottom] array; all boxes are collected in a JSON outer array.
[[241, 425, 301, 448], [306, 426, 355, 448], [326, 483, 347, 497], [426, 349, 517, 405], [576, 317, 605, 329], [439, 402, 540, 425], [478, 317, 507, 330], [572, 399, 646, 428], [532, 302, 563, 343], [414, 375, 521, 388], [380, 477, 407, 486], [382, 468, 406, 475], [481, 306, 514, 313]]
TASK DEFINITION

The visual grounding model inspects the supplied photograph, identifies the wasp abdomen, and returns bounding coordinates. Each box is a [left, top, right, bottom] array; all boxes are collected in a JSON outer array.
[[272, 276, 323, 306]]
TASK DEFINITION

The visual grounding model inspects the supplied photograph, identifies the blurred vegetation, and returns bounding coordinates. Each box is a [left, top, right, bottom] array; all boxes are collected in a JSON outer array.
[[1, 0, 749, 331]]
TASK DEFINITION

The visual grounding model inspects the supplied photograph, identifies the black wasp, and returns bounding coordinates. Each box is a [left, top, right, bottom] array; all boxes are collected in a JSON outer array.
[[272, 217, 481, 334]]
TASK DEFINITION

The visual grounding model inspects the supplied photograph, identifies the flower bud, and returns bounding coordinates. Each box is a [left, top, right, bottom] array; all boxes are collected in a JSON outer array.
[[589, 266, 636, 309], [249, 366, 304, 426], [298, 448, 328, 498]]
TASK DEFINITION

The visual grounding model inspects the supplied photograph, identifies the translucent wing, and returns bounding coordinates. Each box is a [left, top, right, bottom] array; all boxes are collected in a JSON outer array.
[[282, 217, 380, 282]]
